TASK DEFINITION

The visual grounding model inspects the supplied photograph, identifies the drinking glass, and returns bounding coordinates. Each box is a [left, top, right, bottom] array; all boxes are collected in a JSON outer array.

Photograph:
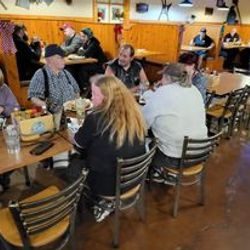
[[75, 98, 86, 122], [2, 125, 20, 154]]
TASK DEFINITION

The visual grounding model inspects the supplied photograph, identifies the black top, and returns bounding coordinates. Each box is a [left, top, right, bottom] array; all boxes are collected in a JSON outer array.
[[107, 59, 142, 88], [193, 34, 213, 48], [74, 112, 145, 196], [223, 32, 240, 43], [77, 36, 107, 64], [13, 34, 41, 81]]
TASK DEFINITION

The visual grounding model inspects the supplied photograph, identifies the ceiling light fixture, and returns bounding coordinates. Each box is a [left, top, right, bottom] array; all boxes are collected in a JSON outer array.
[[178, 0, 193, 7]]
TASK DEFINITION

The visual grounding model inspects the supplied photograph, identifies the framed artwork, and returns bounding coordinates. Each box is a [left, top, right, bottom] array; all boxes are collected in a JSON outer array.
[[110, 4, 124, 23], [110, 0, 124, 4], [97, 4, 110, 23], [97, 0, 109, 3]]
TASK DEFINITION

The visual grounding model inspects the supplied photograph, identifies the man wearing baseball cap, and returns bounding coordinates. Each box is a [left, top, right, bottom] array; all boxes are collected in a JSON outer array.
[[60, 23, 82, 56], [190, 27, 215, 68], [28, 44, 80, 114]]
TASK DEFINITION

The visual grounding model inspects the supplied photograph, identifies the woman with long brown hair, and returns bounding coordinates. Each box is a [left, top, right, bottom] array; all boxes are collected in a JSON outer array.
[[74, 75, 146, 221]]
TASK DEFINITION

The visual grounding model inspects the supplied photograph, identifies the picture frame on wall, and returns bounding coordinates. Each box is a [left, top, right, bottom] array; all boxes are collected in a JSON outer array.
[[97, 4, 110, 23], [110, 0, 124, 4], [97, 0, 109, 3], [110, 4, 124, 23]]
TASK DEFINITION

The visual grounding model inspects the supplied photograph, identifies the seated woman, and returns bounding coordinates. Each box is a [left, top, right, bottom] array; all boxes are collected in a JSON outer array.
[[0, 68, 20, 190], [73, 75, 146, 221]]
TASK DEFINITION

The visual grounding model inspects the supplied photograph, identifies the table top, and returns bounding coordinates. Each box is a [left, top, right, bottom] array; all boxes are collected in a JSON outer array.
[[134, 49, 164, 58], [181, 45, 209, 52], [208, 72, 250, 95], [223, 43, 250, 50], [39, 55, 97, 66], [0, 132, 73, 174]]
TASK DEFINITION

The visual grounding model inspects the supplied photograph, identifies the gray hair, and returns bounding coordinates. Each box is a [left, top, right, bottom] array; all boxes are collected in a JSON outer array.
[[162, 63, 191, 88]]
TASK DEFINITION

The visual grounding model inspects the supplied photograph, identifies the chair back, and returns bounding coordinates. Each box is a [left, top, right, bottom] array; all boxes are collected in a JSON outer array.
[[115, 140, 157, 207], [205, 91, 215, 109], [233, 67, 250, 76], [222, 87, 246, 117], [180, 132, 222, 170], [8, 170, 88, 249]]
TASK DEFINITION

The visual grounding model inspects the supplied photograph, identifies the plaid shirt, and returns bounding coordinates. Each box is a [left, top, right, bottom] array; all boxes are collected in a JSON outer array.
[[28, 66, 80, 113]]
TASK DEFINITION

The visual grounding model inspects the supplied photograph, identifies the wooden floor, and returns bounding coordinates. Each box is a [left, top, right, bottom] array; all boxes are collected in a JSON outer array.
[[0, 130, 250, 250]]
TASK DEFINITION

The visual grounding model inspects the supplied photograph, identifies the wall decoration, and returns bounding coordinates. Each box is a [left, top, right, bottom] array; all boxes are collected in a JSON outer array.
[[97, 0, 109, 3], [110, 0, 124, 4], [110, 4, 124, 23], [205, 7, 214, 16], [0, 0, 7, 10], [136, 3, 149, 13], [186, 14, 196, 23], [158, 0, 172, 21], [97, 3, 109, 22], [0, 21, 17, 54]]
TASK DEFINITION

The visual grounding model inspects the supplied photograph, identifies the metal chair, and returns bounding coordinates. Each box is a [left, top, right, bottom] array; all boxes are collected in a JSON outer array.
[[0, 169, 88, 250], [165, 132, 222, 218], [206, 87, 247, 137], [233, 67, 250, 76], [100, 140, 157, 248]]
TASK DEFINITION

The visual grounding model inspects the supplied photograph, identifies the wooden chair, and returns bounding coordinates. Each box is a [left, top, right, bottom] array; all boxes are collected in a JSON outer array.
[[100, 140, 157, 248], [165, 132, 222, 218], [205, 91, 216, 109], [233, 67, 250, 76], [0, 169, 88, 250], [206, 87, 247, 137]]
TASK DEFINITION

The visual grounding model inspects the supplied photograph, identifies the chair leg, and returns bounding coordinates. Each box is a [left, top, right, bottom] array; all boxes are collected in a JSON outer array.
[[23, 167, 31, 186], [173, 181, 181, 218], [137, 188, 146, 221], [112, 206, 120, 248], [199, 172, 205, 206], [0, 235, 12, 250]]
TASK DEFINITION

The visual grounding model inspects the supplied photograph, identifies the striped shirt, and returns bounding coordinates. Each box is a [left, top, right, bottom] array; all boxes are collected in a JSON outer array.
[[28, 66, 80, 113]]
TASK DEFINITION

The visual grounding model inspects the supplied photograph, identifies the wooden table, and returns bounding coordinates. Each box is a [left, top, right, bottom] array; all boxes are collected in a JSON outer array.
[[134, 49, 164, 59], [208, 72, 250, 96], [39, 56, 97, 66], [222, 43, 250, 50], [0, 132, 73, 174], [181, 45, 209, 52]]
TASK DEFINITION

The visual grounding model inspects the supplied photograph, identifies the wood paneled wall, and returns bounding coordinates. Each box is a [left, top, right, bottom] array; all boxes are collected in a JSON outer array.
[[1, 15, 119, 58], [123, 22, 183, 63]]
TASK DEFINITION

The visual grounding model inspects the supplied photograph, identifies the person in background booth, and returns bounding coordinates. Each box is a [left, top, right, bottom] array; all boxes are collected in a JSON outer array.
[[76, 27, 107, 92], [190, 28, 215, 69], [0, 68, 20, 117], [221, 28, 241, 69], [13, 24, 42, 81], [28, 44, 80, 115], [105, 44, 149, 92], [0, 68, 19, 191], [60, 23, 82, 56], [73, 75, 146, 222], [178, 52, 208, 103], [142, 63, 207, 185]]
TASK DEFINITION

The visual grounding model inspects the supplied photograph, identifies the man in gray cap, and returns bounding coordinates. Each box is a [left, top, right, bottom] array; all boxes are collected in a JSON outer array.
[[28, 44, 80, 114], [190, 27, 215, 68], [60, 23, 82, 56]]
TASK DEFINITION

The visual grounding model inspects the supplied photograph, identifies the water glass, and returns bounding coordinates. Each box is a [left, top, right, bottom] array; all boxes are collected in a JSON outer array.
[[2, 125, 20, 154], [75, 98, 86, 121]]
